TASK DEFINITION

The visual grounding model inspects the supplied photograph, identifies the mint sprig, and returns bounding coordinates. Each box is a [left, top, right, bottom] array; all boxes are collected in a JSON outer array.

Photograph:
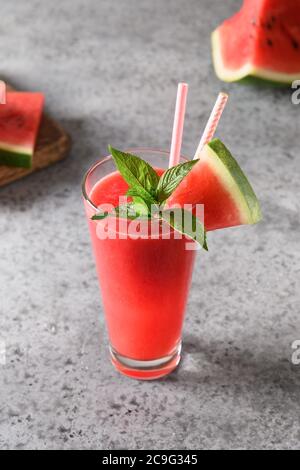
[[109, 145, 159, 198], [92, 146, 208, 250]]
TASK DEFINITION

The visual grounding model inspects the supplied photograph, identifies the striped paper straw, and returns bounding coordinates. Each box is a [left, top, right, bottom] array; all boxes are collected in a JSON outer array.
[[194, 92, 228, 159]]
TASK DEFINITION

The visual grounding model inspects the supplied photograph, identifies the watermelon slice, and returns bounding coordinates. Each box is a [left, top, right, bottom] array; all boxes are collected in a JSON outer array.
[[167, 139, 262, 232], [0, 92, 44, 168], [212, 0, 300, 85]]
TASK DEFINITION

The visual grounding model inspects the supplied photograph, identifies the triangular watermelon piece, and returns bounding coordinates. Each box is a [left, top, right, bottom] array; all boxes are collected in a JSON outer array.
[[167, 139, 262, 232], [0, 92, 44, 168], [212, 0, 300, 85]]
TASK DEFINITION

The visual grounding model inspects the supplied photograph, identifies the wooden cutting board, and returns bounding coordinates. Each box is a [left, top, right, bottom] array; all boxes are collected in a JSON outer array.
[[0, 83, 71, 187]]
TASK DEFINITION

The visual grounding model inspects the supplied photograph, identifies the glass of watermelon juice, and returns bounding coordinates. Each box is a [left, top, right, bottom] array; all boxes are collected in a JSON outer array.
[[82, 149, 197, 380]]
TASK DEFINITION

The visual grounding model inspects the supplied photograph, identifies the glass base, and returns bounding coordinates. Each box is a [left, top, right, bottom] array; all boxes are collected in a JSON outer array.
[[110, 342, 182, 380]]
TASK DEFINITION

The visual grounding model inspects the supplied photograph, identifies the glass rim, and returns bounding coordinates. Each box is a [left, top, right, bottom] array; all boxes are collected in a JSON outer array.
[[82, 147, 189, 212]]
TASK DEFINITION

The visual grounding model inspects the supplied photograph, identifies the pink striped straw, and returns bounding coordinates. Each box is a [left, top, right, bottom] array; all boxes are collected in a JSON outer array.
[[169, 83, 188, 168], [194, 92, 228, 159], [0, 81, 6, 104]]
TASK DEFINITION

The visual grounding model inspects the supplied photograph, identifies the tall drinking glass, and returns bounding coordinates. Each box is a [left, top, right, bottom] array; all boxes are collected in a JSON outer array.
[[82, 149, 197, 380]]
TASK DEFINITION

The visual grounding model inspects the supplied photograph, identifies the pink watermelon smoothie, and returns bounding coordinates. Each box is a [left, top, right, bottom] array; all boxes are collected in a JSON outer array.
[[85, 170, 196, 368]]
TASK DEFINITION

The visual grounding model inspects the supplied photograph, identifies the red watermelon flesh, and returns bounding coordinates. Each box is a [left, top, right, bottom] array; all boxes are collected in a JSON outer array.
[[0, 92, 44, 168], [212, 0, 300, 84], [167, 139, 262, 232]]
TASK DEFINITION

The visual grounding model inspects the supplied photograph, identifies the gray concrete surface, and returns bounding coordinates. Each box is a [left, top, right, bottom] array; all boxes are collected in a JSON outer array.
[[0, 0, 300, 450]]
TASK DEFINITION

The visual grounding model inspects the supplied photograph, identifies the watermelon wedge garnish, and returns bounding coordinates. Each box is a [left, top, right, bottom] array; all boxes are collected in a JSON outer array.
[[212, 0, 300, 85], [167, 139, 262, 232], [0, 92, 44, 168]]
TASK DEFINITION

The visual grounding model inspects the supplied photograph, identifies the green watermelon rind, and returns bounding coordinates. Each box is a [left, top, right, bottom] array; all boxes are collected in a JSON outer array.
[[237, 76, 289, 88], [212, 29, 300, 86], [0, 146, 32, 169], [205, 139, 262, 226]]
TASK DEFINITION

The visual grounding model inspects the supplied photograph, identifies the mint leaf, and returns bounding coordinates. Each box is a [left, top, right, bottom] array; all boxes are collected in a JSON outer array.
[[156, 160, 199, 203], [108, 146, 159, 198], [91, 203, 150, 221], [160, 208, 208, 250], [115, 203, 149, 220], [126, 187, 156, 211], [126, 189, 152, 216], [91, 211, 110, 220]]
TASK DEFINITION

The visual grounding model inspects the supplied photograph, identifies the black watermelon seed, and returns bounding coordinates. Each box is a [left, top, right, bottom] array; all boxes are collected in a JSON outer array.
[[267, 39, 273, 47]]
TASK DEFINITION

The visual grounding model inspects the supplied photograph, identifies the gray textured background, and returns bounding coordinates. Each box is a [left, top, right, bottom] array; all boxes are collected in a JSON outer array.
[[0, 0, 300, 450]]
